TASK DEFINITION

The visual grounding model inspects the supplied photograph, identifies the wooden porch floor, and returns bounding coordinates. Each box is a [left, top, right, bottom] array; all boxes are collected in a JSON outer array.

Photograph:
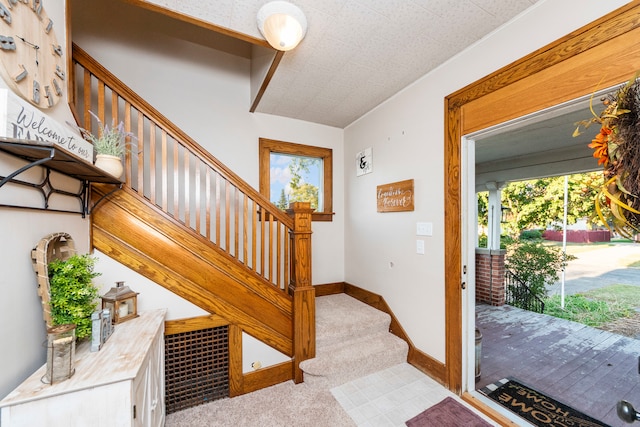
[[476, 304, 640, 427]]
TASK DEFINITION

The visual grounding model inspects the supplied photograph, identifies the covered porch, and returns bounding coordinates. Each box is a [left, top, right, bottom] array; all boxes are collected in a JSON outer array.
[[475, 304, 640, 427]]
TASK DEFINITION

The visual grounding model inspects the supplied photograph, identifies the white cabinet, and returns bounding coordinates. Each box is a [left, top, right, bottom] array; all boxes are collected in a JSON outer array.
[[0, 309, 166, 427]]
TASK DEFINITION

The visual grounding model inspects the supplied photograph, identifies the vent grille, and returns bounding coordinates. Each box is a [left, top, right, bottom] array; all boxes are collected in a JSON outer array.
[[165, 325, 229, 413]]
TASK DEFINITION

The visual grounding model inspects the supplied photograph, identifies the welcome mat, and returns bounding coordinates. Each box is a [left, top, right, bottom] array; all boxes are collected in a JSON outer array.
[[480, 378, 609, 427], [405, 396, 493, 427]]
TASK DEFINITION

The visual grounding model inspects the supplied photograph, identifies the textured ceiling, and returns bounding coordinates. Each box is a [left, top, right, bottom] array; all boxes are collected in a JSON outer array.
[[140, 0, 540, 128]]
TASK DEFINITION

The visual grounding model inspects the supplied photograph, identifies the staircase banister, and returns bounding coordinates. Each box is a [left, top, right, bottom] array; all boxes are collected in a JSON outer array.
[[72, 43, 294, 229]]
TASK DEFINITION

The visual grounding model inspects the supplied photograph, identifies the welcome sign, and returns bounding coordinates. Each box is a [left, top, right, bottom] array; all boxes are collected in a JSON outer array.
[[0, 88, 93, 162], [485, 378, 608, 427]]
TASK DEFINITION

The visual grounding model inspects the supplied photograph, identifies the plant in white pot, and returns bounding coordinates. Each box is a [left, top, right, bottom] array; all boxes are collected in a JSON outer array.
[[75, 111, 135, 178]]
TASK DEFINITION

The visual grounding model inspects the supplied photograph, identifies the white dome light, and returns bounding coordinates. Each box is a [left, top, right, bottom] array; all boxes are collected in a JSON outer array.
[[257, 1, 307, 51]]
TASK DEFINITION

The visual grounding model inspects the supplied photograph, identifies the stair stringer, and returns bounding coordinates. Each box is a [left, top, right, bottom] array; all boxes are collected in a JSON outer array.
[[91, 185, 294, 356]]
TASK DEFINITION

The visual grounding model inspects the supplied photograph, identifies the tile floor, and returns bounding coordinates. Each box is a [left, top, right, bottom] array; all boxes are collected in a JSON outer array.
[[331, 363, 500, 427]]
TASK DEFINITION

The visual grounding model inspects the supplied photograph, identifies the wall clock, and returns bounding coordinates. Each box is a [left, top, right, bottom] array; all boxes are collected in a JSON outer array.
[[0, 0, 65, 109]]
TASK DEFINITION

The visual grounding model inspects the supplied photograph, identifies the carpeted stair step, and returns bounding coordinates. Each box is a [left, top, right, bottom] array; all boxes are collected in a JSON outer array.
[[300, 293, 409, 389], [314, 294, 392, 348], [300, 331, 408, 388]]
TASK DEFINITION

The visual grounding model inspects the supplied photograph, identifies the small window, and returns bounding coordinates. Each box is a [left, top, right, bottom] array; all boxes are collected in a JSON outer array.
[[259, 138, 333, 221]]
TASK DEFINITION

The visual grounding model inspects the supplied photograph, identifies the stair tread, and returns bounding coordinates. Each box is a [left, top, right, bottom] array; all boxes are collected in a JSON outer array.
[[300, 333, 408, 376], [315, 294, 391, 347]]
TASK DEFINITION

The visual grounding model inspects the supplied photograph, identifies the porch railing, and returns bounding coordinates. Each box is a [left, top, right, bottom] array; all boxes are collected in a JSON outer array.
[[505, 269, 545, 314]]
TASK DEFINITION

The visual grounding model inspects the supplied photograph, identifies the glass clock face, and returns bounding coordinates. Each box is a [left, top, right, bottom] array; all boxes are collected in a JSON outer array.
[[0, 0, 65, 109]]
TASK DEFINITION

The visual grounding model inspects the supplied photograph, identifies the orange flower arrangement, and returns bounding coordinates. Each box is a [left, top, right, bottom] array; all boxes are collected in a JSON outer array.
[[574, 74, 640, 238], [587, 125, 612, 166]]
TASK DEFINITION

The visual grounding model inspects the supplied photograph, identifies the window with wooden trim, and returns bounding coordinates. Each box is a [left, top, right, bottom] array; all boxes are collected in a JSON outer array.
[[259, 138, 333, 221]]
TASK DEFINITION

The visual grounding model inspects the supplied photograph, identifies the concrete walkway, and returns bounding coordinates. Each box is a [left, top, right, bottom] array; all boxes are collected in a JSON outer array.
[[548, 242, 640, 296]]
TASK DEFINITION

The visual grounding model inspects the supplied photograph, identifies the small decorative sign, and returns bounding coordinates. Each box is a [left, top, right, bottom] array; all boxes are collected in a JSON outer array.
[[0, 87, 93, 161], [377, 179, 414, 212], [356, 147, 372, 176]]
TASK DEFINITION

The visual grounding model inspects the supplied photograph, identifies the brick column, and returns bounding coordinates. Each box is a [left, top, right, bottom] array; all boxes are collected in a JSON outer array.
[[475, 248, 506, 306]]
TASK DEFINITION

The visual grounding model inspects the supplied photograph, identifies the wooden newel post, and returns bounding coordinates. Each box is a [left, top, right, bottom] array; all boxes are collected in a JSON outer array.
[[287, 202, 316, 384]]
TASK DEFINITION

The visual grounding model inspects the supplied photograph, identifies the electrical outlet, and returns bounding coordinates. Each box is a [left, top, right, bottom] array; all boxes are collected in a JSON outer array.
[[416, 240, 425, 254]]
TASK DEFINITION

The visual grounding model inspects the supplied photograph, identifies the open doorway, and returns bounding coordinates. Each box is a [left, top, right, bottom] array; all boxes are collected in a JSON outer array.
[[443, 1, 640, 422], [461, 92, 640, 426]]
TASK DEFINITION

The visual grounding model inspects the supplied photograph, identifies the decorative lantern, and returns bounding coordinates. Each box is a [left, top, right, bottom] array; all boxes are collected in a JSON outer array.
[[43, 324, 76, 384], [101, 281, 139, 324]]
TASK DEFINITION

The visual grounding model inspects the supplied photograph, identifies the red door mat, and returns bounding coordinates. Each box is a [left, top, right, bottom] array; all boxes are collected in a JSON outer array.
[[480, 378, 609, 427], [405, 397, 493, 427]]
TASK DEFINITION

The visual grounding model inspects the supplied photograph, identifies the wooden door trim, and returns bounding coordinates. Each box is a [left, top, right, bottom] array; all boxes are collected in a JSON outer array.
[[444, 2, 640, 393]]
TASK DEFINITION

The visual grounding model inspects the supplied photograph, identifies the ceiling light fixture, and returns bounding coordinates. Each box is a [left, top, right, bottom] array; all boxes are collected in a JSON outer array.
[[257, 1, 307, 51]]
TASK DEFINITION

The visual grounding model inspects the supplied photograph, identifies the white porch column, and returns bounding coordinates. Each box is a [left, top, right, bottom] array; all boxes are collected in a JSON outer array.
[[486, 181, 505, 250]]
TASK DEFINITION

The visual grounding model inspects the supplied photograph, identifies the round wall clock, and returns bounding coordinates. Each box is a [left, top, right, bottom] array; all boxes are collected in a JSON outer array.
[[0, 0, 65, 109]]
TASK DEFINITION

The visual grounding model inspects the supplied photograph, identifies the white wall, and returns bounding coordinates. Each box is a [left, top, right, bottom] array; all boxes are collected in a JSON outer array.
[[69, 0, 343, 369], [344, 0, 630, 362], [0, 1, 91, 399]]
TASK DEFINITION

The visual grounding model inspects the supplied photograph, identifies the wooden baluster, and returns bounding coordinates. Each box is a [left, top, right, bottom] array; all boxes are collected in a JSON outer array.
[[205, 169, 211, 240], [111, 91, 118, 128], [234, 188, 239, 257], [137, 112, 144, 196], [82, 70, 91, 130], [149, 125, 156, 205], [260, 209, 265, 277], [225, 180, 230, 251], [252, 201, 257, 271], [124, 102, 132, 187], [268, 210, 273, 280], [287, 202, 315, 383], [243, 194, 248, 265], [184, 149, 190, 227], [160, 130, 168, 211], [195, 161, 201, 235], [97, 81, 105, 126], [284, 227, 289, 291], [276, 222, 281, 289], [215, 173, 221, 245], [172, 142, 179, 218]]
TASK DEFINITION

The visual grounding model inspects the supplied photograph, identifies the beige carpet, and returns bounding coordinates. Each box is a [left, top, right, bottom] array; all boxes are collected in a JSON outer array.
[[165, 380, 355, 427], [166, 295, 403, 426]]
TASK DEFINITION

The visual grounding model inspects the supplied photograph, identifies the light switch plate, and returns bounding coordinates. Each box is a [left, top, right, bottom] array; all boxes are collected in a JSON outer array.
[[416, 222, 433, 236]]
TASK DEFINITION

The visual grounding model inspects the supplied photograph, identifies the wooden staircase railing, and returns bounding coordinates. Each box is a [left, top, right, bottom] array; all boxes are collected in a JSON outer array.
[[72, 43, 314, 383]]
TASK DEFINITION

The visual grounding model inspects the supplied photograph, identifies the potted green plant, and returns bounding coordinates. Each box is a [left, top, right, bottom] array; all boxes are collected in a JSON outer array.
[[48, 254, 101, 340], [73, 111, 135, 178]]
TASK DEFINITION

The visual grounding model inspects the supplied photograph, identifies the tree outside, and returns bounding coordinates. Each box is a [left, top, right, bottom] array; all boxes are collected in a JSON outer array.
[[478, 171, 602, 302], [478, 172, 605, 240], [271, 154, 321, 211]]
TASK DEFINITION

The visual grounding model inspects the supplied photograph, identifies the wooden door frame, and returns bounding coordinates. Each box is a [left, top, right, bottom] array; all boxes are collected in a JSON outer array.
[[444, 2, 640, 393]]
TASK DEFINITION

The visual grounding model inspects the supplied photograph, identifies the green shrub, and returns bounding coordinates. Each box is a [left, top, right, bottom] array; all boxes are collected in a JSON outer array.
[[519, 229, 543, 240], [505, 239, 575, 299], [48, 255, 101, 339]]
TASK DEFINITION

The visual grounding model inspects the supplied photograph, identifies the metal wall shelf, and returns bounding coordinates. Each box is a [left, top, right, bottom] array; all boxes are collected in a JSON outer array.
[[0, 138, 122, 217]]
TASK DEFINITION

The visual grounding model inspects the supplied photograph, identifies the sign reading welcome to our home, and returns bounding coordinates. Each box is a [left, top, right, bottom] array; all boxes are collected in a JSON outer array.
[[0, 88, 93, 162], [377, 179, 414, 212]]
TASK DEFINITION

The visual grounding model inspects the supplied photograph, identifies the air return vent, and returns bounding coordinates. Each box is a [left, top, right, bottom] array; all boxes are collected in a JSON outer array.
[[165, 325, 229, 413]]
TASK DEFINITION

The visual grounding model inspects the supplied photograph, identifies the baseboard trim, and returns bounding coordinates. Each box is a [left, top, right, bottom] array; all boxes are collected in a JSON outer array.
[[314, 281, 447, 386], [241, 361, 293, 395]]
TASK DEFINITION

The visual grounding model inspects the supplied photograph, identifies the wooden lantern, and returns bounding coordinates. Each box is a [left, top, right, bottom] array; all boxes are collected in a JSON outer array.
[[101, 281, 139, 324]]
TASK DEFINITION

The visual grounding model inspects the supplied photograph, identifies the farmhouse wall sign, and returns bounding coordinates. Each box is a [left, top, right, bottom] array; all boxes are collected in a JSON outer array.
[[377, 179, 414, 212]]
